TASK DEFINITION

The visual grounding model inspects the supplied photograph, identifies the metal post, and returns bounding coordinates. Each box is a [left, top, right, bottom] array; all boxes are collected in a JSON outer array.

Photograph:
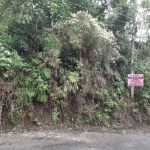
[[131, 36, 135, 100], [130, 0, 137, 100]]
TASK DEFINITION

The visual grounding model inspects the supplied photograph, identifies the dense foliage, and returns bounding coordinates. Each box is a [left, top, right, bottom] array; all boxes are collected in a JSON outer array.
[[0, 0, 150, 129]]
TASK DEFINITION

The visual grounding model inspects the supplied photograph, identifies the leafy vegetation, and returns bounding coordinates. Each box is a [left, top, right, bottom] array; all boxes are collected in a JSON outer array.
[[0, 0, 150, 129]]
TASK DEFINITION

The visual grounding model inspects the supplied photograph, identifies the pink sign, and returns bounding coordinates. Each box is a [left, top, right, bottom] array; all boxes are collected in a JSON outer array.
[[128, 74, 144, 86]]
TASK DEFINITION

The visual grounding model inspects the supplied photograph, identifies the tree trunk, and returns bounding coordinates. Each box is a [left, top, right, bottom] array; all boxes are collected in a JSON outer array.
[[0, 101, 2, 134]]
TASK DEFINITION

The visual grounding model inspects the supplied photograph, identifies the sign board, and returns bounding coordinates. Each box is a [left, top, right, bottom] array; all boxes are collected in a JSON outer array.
[[128, 74, 144, 86]]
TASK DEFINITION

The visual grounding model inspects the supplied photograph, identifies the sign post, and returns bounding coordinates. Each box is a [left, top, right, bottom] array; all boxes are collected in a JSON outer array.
[[128, 74, 144, 99]]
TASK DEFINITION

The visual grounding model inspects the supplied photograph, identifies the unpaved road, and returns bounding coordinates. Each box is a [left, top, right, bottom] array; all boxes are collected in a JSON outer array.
[[0, 129, 150, 150]]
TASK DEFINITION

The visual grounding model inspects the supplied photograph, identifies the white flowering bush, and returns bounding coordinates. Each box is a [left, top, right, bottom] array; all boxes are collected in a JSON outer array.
[[53, 11, 121, 97], [55, 11, 119, 60]]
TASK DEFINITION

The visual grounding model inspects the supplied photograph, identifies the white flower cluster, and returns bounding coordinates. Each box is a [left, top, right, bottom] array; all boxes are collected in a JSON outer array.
[[63, 11, 116, 43], [0, 44, 12, 67]]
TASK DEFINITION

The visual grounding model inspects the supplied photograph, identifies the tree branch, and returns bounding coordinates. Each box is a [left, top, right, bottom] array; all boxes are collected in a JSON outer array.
[[0, 0, 11, 19]]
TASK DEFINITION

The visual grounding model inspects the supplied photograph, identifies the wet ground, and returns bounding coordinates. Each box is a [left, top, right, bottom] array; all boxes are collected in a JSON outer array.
[[0, 129, 150, 150]]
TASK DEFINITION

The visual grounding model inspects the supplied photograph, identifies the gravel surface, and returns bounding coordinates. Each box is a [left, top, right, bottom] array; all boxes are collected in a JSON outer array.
[[0, 129, 150, 150]]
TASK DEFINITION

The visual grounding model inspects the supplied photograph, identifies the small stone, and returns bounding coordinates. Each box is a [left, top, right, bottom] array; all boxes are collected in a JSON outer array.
[[122, 130, 127, 134]]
